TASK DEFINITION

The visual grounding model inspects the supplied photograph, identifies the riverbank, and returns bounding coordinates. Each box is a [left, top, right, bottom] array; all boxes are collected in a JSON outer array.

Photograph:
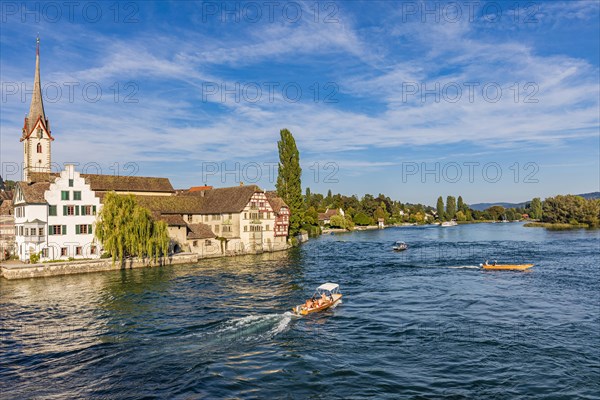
[[1, 245, 292, 280]]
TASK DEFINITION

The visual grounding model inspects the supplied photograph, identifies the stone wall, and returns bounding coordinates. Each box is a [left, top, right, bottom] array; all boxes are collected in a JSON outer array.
[[1, 252, 198, 280]]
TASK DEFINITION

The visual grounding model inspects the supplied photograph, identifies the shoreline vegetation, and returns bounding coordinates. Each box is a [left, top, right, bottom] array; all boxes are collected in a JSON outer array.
[[523, 222, 597, 230]]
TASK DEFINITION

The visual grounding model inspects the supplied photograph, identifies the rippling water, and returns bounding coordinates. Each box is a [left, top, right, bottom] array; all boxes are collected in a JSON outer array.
[[1, 223, 599, 399]]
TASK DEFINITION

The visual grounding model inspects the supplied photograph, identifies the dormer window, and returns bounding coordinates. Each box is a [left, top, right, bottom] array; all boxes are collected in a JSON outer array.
[[37, 143, 42, 153]]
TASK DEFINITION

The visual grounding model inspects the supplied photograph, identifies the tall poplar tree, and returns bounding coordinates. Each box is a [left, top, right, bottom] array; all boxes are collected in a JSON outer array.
[[276, 128, 304, 236], [437, 196, 445, 221], [446, 196, 457, 220]]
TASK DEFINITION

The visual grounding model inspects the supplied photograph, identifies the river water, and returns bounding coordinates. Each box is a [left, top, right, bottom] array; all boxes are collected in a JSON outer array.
[[1, 223, 599, 399]]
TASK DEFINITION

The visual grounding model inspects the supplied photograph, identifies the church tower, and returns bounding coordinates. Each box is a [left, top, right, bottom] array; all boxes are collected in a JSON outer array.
[[21, 36, 54, 182]]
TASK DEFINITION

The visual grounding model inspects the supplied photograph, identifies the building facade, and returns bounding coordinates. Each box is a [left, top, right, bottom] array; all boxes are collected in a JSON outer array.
[[14, 165, 102, 262]]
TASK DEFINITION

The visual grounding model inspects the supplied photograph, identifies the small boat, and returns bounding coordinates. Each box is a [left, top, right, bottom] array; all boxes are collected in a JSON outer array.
[[441, 220, 457, 227], [292, 283, 343, 316], [393, 241, 408, 251], [480, 262, 534, 271]]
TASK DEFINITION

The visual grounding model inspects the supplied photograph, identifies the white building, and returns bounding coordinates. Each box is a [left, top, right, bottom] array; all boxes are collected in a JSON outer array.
[[14, 165, 102, 262]]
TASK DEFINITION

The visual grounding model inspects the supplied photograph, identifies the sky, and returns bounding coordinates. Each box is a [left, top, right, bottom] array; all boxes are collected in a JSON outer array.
[[0, 0, 598, 206]]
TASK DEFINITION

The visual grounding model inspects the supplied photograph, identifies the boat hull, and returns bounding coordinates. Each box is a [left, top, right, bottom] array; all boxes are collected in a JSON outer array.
[[482, 264, 534, 271], [293, 294, 343, 315]]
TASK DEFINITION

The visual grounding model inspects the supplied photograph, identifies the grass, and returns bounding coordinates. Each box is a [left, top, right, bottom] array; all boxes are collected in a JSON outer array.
[[523, 222, 591, 230]]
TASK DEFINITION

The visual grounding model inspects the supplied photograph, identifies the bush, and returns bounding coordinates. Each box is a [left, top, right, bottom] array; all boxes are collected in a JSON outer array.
[[29, 252, 40, 264], [100, 252, 112, 259]]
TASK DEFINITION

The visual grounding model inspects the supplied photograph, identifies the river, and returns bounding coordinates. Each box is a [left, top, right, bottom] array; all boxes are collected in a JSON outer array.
[[1, 222, 599, 398]]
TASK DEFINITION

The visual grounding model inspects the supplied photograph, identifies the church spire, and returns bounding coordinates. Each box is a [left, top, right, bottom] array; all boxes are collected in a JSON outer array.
[[27, 35, 46, 133]]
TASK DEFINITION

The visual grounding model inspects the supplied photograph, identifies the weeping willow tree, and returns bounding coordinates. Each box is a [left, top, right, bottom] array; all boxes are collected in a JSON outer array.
[[95, 192, 170, 263]]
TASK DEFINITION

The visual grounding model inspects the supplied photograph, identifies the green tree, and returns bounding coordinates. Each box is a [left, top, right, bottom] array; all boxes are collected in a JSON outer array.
[[457, 196, 468, 213], [436, 196, 445, 221], [353, 212, 372, 226], [95, 192, 170, 262], [455, 210, 467, 221], [329, 214, 347, 229], [446, 196, 456, 220], [304, 206, 319, 225], [486, 205, 505, 221], [530, 197, 542, 220], [276, 128, 304, 236]]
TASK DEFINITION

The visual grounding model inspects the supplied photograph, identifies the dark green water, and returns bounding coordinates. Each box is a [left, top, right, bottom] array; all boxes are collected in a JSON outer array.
[[1, 223, 599, 399]]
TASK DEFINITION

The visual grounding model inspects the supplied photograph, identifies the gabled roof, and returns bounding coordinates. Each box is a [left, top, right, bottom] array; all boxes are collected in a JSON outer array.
[[15, 182, 50, 204], [187, 223, 216, 239], [0, 199, 13, 216], [81, 174, 174, 193], [182, 185, 263, 213], [318, 208, 339, 220], [265, 191, 289, 213], [156, 213, 187, 227], [28, 172, 59, 183]]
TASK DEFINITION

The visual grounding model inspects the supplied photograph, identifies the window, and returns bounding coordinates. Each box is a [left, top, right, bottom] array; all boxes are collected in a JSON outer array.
[[73, 191, 81, 200], [61, 248, 68, 256], [204, 215, 208, 222], [41, 248, 48, 258], [214, 225, 219, 233], [68, 179, 74, 187], [49, 205, 57, 216], [90, 246, 97, 255], [49, 225, 65, 235], [228, 213, 232, 219], [212, 214, 220, 221], [76, 247, 82, 256], [61, 191, 70, 200], [222, 226, 232, 232], [193, 240, 198, 247], [24, 228, 29, 236], [187, 214, 193, 222], [64, 205, 75, 216], [244, 213, 247, 219], [19, 226, 23, 235], [244, 226, 247, 232], [205, 240, 211, 246], [266, 225, 270, 231], [37, 143, 42, 153], [76, 225, 92, 234]]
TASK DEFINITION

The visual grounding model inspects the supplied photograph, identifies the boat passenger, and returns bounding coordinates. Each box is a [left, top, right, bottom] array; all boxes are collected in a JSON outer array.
[[493, 260, 497, 266]]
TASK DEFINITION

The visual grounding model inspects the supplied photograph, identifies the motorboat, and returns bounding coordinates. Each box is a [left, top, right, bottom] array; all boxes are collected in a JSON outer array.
[[441, 220, 458, 227], [292, 283, 343, 316], [393, 241, 408, 251], [480, 262, 534, 271]]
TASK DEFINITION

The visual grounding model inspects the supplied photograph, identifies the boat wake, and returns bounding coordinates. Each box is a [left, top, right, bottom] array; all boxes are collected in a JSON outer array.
[[206, 312, 293, 344], [448, 265, 482, 269]]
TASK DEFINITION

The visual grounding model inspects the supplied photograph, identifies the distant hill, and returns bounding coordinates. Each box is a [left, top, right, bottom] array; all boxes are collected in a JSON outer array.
[[469, 192, 600, 211]]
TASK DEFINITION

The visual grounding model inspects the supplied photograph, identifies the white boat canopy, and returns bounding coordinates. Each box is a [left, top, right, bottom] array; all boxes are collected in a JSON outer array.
[[317, 283, 339, 292]]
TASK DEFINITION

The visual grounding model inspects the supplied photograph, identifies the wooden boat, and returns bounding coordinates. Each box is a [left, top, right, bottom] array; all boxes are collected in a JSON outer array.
[[393, 241, 408, 251], [292, 283, 343, 316], [481, 263, 534, 271]]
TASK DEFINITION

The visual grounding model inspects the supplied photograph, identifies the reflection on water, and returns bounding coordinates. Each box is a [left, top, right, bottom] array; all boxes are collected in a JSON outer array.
[[1, 223, 599, 398]]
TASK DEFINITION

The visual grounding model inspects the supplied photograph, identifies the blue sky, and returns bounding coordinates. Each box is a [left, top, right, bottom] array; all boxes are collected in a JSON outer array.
[[1, 0, 598, 205]]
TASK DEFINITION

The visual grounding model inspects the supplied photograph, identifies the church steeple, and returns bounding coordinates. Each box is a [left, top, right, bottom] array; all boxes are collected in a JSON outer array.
[[27, 35, 46, 131], [21, 36, 53, 183]]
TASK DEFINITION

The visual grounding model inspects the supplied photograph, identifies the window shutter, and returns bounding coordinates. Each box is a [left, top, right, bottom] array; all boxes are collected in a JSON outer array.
[[89, 225, 93, 234], [75, 206, 79, 215], [62, 225, 67, 235], [76, 225, 80, 234], [93, 205, 97, 215], [63, 205, 67, 216]]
